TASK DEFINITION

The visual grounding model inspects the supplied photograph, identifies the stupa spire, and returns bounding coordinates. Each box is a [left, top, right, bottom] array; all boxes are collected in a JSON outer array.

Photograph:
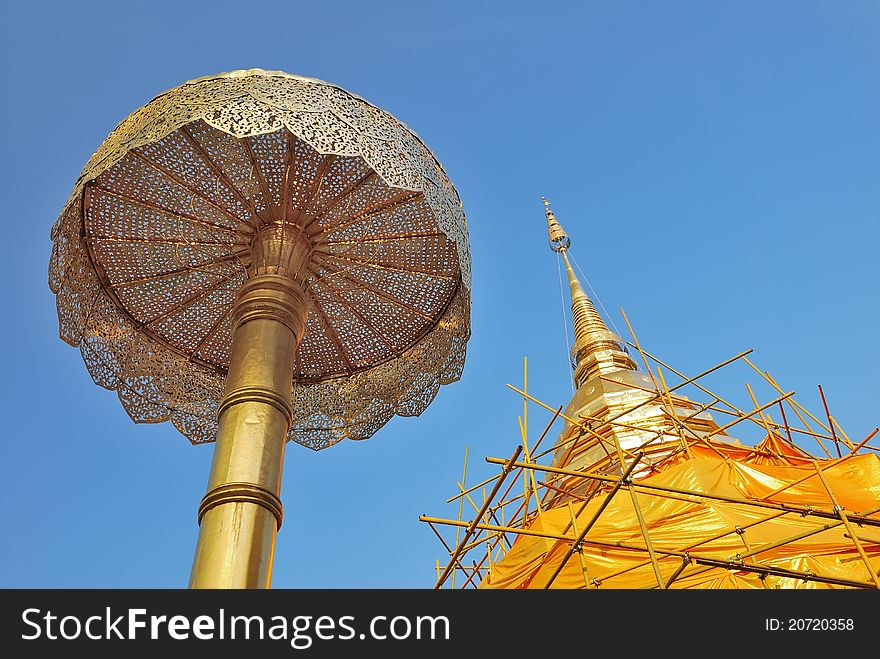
[[542, 197, 637, 388]]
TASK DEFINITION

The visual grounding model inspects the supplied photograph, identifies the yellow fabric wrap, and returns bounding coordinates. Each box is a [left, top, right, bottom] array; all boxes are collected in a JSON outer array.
[[480, 448, 880, 589]]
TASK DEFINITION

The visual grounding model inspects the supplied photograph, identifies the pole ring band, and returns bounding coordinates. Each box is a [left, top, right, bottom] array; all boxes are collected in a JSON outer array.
[[232, 305, 305, 338], [217, 386, 294, 427], [198, 482, 284, 529], [231, 275, 309, 338]]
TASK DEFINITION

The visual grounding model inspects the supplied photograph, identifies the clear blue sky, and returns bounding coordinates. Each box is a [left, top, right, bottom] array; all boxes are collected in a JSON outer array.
[[1, 1, 877, 587]]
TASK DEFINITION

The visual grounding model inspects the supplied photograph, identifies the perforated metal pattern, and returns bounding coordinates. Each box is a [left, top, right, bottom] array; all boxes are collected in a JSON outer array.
[[49, 70, 471, 450]]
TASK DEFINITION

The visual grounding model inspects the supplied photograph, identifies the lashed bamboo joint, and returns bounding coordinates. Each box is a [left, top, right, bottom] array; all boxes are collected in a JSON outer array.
[[422, 198, 880, 590]]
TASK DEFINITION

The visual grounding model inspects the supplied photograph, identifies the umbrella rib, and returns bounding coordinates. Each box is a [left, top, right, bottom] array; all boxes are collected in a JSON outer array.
[[310, 296, 356, 372], [319, 190, 423, 234], [179, 125, 260, 217], [130, 149, 246, 224], [89, 184, 243, 235], [143, 273, 236, 326], [316, 278, 396, 353], [302, 169, 377, 230], [241, 137, 276, 221], [290, 154, 338, 228], [282, 131, 295, 225], [317, 251, 455, 280], [191, 305, 233, 358], [112, 251, 248, 288], [312, 253, 436, 322]]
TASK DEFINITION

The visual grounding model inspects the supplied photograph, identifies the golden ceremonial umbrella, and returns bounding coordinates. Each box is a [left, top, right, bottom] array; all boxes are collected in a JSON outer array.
[[48, 69, 471, 587]]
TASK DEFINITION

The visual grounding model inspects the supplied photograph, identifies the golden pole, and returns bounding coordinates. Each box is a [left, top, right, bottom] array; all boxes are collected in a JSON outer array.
[[190, 224, 312, 589]]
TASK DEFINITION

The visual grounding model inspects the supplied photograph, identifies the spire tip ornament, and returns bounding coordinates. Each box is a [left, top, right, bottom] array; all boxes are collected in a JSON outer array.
[[543, 197, 570, 252]]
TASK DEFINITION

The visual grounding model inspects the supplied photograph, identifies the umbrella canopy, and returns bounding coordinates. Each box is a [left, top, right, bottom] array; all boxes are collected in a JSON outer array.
[[49, 69, 470, 450]]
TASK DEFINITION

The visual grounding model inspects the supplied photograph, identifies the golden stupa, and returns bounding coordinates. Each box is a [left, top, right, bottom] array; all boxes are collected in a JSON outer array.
[[422, 200, 880, 589]]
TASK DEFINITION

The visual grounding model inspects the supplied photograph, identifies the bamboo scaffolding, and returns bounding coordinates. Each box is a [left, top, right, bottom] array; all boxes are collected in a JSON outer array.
[[420, 515, 876, 589], [625, 344, 825, 452], [433, 445, 523, 589], [446, 406, 563, 505], [451, 446, 469, 589], [818, 385, 844, 457], [566, 398, 720, 479], [566, 501, 592, 588], [458, 486, 483, 515], [845, 533, 880, 546], [656, 367, 693, 458], [543, 388, 799, 465], [600, 510, 790, 586], [811, 463, 880, 588], [756, 368, 832, 433], [627, 483, 666, 588], [600, 374, 840, 447], [509, 381, 738, 471], [484, 458, 880, 528], [552, 498, 880, 588], [664, 558, 691, 588], [539, 479, 592, 503], [426, 520, 453, 555], [627, 342, 751, 420], [649, 377, 730, 460], [749, 364, 838, 455], [759, 427, 879, 501], [526, 348, 756, 462], [505, 385, 637, 462], [747, 388, 818, 461], [830, 415, 856, 450], [429, 427, 880, 589], [670, 504, 880, 587], [544, 455, 643, 588], [620, 307, 661, 394], [422, 199, 880, 590], [777, 401, 798, 451], [456, 439, 574, 585], [458, 530, 504, 555], [458, 530, 508, 589], [424, 313, 878, 590], [459, 493, 528, 589], [520, 416, 547, 530]]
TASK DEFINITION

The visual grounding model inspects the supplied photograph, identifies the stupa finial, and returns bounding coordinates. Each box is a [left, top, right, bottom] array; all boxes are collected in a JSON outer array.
[[542, 198, 636, 387], [543, 196, 570, 253]]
